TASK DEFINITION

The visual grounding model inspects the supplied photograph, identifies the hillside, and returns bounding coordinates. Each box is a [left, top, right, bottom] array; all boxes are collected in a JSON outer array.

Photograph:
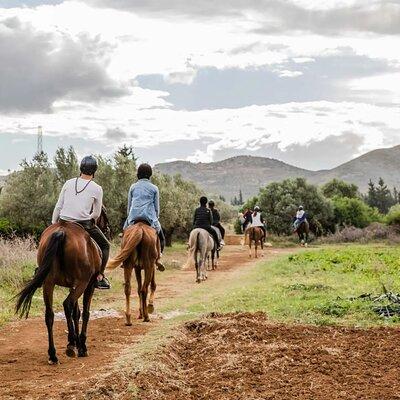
[[155, 145, 400, 200]]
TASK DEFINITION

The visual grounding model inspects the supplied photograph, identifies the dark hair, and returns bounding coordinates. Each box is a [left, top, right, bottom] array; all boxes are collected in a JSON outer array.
[[80, 155, 98, 176], [208, 200, 215, 208], [200, 196, 208, 206], [137, 163, 153, 179]]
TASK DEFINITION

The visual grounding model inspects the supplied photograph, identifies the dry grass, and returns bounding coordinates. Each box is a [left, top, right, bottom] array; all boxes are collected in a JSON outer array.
[[0, 236, 37, 288]]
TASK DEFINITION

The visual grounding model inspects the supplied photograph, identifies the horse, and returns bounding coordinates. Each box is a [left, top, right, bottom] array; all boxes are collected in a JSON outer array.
[[96, 206, 111, 240], [186, 228, 214, 283], [246, 226, 264, 258], [15, 220, 103, 364], [208, 225, 221, 270], [295, 220, 310, 246], [106, 222, 159, 325]]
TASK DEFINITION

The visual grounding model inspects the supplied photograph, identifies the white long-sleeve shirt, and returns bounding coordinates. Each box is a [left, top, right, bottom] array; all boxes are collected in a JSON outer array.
[[52, 178, 103, 224]]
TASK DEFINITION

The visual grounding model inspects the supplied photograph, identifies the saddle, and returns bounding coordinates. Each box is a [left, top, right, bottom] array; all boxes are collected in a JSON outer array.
[[133, 219, 151, 227]]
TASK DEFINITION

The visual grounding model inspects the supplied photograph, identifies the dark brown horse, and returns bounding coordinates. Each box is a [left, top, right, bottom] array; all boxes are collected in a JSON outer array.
[[295, 220, 310, 246], [96, 206, 111, 240], [15, 221, 102, 364], [246, 226, 264, 258], [106, 222, 159, 324]]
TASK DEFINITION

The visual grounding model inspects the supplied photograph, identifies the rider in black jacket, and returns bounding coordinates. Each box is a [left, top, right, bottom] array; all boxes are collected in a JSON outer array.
[[208, 200, 225, 245], [193, 196, 221, 250]]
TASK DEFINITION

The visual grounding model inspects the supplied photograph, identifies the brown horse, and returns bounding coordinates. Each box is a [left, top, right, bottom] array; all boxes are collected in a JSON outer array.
[[106, 222, 159, 325], [295, 220, 310, 246], [246, 226, 264, 258], [96, 206, 111, 240], [15, 221, 102, 364]]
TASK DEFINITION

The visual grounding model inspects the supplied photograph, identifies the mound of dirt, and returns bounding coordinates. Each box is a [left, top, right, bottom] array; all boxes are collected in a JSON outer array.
[[134, 312, 400, 400]]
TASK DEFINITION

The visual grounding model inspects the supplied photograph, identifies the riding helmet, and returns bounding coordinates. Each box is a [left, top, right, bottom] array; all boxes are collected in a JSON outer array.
[[200, 196, 208, 206], [208, 200, 215, 207], [137, 163, 153, 179], [254, 205, 260, 211], [298, 205, 304, 210], [80, 155, 98, 176]]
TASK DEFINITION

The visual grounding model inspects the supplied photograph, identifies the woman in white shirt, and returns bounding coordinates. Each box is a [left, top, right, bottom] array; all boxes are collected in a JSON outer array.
[[250, 206, 266, 242]]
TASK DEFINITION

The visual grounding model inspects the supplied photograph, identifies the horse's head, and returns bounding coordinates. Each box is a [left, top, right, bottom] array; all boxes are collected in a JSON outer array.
[[96, 206, 111, 240]]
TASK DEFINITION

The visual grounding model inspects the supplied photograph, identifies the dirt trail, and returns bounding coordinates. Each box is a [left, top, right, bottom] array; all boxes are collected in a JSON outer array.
[[0, 245, 281, 400]]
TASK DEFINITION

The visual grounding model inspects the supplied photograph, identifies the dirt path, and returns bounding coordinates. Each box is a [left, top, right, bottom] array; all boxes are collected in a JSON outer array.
[[0, 245, 284, 400]]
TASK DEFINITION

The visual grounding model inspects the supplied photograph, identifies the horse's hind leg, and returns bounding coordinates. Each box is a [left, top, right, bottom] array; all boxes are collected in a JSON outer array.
[[135, 267, 143, 320], [79, 279, 95, 357], [141, 267, 152, 322], [43, 282, 58, 365], [124, 267, 133, 326], [148, 268, 156, 314], [72, 302, 81, 351], [63, 284, 85, 358]]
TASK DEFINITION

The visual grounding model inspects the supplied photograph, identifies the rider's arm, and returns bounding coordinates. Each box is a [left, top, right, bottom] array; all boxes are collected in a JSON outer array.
[[90, 187, 103, 220], [154, 186, 160, 218], [209, 209, 213, 225], [51, 183, 66, 224]]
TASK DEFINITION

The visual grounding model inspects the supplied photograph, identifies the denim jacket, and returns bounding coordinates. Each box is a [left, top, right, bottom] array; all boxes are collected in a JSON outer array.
[[124, 179, 161, 232]]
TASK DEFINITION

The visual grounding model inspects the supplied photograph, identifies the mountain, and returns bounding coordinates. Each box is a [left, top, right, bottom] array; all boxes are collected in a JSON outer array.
[[155, 145, 400, 200]]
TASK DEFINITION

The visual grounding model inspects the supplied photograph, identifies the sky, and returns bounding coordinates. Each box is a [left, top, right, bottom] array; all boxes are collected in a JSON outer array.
[[0, 0, 399, 174]]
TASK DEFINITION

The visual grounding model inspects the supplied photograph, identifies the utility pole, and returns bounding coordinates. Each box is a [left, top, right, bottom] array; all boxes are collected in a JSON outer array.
[[37, 125, 43, 154]]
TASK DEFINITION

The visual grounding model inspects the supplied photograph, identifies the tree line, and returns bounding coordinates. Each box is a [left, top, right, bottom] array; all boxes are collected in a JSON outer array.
[[238, 177, 400, 236], [0, 146, 234, 244]]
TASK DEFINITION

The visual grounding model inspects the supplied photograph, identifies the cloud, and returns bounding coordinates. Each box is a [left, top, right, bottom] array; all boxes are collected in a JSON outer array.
[[135, 48, 398, 110], [104, 127, 129, 140], [0, 17, 129, 113], [88, 0, 400, 36]]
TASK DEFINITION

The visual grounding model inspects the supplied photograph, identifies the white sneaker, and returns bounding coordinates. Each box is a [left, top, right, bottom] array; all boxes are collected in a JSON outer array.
[[220, 239, 225, 246]]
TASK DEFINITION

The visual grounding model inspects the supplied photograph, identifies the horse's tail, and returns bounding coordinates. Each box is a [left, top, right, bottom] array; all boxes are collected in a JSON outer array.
[[15, 230, 65, 319], [106, 226, 143, 270], [184, 230, 200, 269]]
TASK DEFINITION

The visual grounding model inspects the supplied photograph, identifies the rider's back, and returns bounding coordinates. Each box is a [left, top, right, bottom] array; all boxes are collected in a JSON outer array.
[[193, 206, 212, 228], [53, 178, 102, 223]]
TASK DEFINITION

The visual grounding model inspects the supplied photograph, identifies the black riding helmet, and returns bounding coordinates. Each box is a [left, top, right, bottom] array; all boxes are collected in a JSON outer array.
[[200, 196, 208, 206], [208, 200, 215, 208], [137, 163, 152, 179], [80, 155, 98, 176]]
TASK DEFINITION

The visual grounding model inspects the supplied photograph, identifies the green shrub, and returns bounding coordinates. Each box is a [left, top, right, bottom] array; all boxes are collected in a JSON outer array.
[[0, 218, 13, 237], [386, 204, 400, 226]]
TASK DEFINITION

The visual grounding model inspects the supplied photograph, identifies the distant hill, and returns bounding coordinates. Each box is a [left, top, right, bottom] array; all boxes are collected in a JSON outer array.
[[155, 145, 400, 200]]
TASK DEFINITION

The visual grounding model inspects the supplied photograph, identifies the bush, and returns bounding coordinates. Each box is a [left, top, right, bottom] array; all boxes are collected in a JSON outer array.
[[0, 218, 13, 237], [386, 204, 400, 226], [332, 196, 383, 228]]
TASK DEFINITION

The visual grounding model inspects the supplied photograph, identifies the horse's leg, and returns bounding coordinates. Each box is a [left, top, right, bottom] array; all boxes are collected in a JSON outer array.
[[124, 266, 133, 326], [72, 301, 81, 352], [135, 267, 143, 319], [248, 239, 252, 258], [195, 251, 201, 283], [255, 241, 258, 258], [78, 279, 95, 357], [43, 282, 58, 365], [63, 284, 85, 358], [148, 267, 156, 314], [141, 266, 152, 322]]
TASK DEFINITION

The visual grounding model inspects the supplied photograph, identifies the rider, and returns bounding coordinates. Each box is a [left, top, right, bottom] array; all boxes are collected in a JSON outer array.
[[193, 196, 221, 250], [251, 206, 267, 242], [124, 163, 165, 271], [52, 155, 111, 289], [208, 200, 225, 246], [242, 208, 253, 232], [293, 205, 307, 230]]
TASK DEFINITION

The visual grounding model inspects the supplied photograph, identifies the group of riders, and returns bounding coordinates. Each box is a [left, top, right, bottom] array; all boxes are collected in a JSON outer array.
[[241, 205, 308, 241], [50, 155, 229, 290]]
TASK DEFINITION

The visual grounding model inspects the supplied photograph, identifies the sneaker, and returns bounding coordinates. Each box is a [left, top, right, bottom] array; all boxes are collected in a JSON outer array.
[[220, 239, 225, 246], [95, 276, 111, 290]]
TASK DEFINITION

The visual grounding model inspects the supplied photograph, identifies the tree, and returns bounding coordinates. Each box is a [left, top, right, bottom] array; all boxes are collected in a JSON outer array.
[[54, 146, 79, 185], [257, 178, 334, 235], [0, 152, 57, 235], [238, 189, 243, 205], [332, 196, 382, 228], [366, 178, 395, 214], [322, 179, 359, 199]]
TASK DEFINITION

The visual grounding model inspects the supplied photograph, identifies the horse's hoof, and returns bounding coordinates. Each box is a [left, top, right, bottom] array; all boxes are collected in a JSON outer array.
[[48, 358, 59, 365], [148, 304, 154, 314], [196, 278, 201, 283], [78, 350, 88, 358], [143, 317, 150, 322], [125, 322, 132, 326], [66, 346, 76, 358]]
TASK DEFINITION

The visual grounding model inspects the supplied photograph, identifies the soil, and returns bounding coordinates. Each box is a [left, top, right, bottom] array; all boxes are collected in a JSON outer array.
[[135, 312, 400, 400], [0, 245, 265, 399]]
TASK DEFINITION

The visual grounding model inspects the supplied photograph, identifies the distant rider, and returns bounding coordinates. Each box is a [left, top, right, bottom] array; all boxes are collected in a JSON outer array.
[[208, 200, 225, 246], [193, 196, 221, 250], [124, 163, 165, 271], [52, 155, 110, 289], [250, 206, 266, 242], [242, 208, 253, 232], [293, 205, 307, 231]]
